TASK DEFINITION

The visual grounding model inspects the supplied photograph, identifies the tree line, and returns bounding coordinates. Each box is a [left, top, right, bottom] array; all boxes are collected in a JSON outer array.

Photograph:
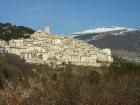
[[0, 22, 35, 41]]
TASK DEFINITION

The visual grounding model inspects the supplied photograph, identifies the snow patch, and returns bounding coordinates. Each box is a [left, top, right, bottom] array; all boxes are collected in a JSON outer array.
[[72, 26, 137, 35]]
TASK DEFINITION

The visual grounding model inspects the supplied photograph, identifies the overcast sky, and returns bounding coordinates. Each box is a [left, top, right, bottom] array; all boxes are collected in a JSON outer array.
[[0, 0, 140, 34]]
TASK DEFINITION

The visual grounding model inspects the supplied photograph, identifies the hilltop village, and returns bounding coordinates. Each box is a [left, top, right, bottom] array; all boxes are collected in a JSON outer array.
[[0, 27, 113, 67]]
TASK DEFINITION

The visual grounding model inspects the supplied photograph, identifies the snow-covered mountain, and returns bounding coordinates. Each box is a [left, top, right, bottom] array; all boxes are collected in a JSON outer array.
[[72, 26, 140, 52], [72, 26, 137, 36]]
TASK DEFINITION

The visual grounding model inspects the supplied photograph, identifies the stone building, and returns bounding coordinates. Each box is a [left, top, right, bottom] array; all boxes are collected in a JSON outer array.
[[1, 27, 113, 67], [0, 46, 6, 53], [0, 40, 7, 53]]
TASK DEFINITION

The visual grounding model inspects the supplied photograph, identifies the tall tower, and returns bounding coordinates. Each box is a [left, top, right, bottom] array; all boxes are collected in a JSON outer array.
[[45, 26, 50, 34]]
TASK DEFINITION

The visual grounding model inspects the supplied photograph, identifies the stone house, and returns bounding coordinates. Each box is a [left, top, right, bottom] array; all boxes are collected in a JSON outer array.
[[0, 46, 6, 53]]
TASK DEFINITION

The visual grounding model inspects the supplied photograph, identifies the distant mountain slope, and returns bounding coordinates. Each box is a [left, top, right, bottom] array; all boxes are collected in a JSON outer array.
[[72, 26, 136, 35], [112, 50, 140, 64], [0, 22, 35, 41], [72, 26, 140, 52]]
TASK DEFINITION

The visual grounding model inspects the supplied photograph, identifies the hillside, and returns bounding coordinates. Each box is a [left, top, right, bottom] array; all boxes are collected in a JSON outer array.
[[112, 50, 140, 64], [0, 23, 35, 41], [0, 53, 34, 89], [0, 53, 140, 105]]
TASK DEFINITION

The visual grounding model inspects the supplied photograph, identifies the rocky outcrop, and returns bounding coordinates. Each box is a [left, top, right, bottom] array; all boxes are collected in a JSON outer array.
[[1, 28, 113, 67]]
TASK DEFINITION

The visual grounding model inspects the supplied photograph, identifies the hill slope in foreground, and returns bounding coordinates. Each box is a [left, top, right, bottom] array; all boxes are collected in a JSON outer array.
[[0, 53, 140, 105]]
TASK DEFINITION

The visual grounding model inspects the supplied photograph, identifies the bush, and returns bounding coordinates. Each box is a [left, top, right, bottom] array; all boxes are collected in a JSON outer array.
[[52, 73, 57, 81], [88, 70, 100, 83]]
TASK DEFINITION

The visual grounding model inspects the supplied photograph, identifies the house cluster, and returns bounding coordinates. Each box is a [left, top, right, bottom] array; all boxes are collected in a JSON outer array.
[[0, 27, 113, 67], [0, 40, 7, 53]]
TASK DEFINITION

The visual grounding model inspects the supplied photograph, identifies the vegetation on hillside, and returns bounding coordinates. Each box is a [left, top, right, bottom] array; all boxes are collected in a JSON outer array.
[[0, 23, 35, 41], [0, 53, 140, 105], [0, 53, 34, 89]]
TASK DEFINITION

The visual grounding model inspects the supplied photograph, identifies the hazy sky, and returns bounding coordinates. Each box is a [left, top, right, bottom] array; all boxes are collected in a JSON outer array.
[[0, 0, 140, 34]]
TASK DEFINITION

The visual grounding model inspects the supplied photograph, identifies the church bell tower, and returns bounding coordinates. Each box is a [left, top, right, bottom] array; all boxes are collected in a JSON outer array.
[[45, 26, 50, 34]]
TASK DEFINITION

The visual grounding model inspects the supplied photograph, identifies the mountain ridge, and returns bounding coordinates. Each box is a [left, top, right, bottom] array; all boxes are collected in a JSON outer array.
[[72, 26, 140, 63], [72, 26, 138, 35]]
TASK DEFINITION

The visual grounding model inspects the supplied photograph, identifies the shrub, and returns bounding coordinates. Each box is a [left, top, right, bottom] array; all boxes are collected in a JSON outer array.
[[88, 70, 100, 83], [52, 73, 57, 81]]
